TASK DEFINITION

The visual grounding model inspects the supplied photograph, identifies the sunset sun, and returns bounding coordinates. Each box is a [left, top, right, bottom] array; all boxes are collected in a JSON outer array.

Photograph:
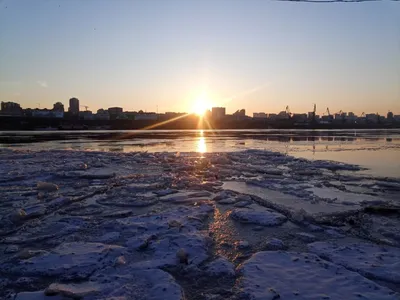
[[193, 93, 212, 116]]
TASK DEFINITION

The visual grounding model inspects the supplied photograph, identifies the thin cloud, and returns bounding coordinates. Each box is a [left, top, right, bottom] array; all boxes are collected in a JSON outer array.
[[37, 80, 48, 88]]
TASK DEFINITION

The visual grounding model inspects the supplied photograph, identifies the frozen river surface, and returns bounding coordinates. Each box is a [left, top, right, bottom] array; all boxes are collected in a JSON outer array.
[[0, 130, 400, 299], [1, 129, 399, 178]]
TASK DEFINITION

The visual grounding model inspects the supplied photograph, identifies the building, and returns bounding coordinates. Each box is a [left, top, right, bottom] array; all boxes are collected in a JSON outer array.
[[204, 109, 212, 119], [53, 102, 64, 112], [277, 111, 289, 120], [95, 109, 110, 120], [333, 112, 346, 123], [320, 115, 333, 123], [1, 101, 22, 116], [32, 109, 63, 118], [387, 111, 394, 121], [163, 112, 187, 119], [233, 109, 246, 117], [108, 107, 123, 119], [232, 109, 247, 120], [366, 113, 379, 124], [346, 112, 356, 123], [80, 111, 94, 120], [292, 113, 307, 122], [211, 107, 226, 120], [134, 112, 157, 120], [68, 98, 80, 115], [267, 113, 278, 120], [253, 112, 267, 119]]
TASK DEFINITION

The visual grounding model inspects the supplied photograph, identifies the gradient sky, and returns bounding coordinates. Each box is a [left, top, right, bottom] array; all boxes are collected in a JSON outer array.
[[0, 0, 399, 115]]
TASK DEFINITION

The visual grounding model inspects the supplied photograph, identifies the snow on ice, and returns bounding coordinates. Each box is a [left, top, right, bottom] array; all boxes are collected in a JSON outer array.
[[0, 148, 399, 299]]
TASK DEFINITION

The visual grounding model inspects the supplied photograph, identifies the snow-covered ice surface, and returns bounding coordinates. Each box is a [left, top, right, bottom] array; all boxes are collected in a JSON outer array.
[[0, 148, 399, 299], [236, 251, 398, 300], [308, 240, 400, 284]]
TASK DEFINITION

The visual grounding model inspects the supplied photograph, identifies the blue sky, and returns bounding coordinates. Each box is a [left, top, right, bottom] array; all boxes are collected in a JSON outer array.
[[0, 0, 399, 115]]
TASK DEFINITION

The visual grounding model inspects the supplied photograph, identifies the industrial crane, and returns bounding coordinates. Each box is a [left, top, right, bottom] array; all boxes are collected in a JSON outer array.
[[285, 105, 292, 118], [323, 107, 331, 117]]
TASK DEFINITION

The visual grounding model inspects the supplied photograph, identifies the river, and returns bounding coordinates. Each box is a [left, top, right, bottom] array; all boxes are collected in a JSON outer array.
[[1, 129, 399, 178]]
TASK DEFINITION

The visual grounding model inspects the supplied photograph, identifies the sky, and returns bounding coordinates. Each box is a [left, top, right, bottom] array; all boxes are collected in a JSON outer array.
[[0, 0, 399, 115]]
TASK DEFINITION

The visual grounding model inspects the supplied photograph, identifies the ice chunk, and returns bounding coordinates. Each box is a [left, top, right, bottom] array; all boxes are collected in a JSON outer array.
[[37, 182, 58, 192], [265, 238, 286, 250], [233, 200, 251, 207], [205, 257, 235, 276], [224, 181, 362, 217], [15, 291, 62, 300], [213, 191, 230, 201], [325, 229, 345, 238], [237, 251, 398, 300], [94, 232, 120, 243], [9, 242, 126, 278], [45, 282, 100, 298], [230, 206, 287, 226], [97, 195, 158, 207], [218, 198, 237, 205], [160, 191, 212, 204], [294, 232, 317, 242], [131, 233, 210, 269], [307, 186, 382, 206], [308, 240, 400, 284], [4, 245, 19, 253], [89, 268, 185, 300], [126, 234, 156, 251], [22, 204, 46, 219]]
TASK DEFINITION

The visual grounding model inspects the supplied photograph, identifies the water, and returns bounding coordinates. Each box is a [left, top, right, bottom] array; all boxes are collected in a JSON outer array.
[[1, 129, 399, 178]]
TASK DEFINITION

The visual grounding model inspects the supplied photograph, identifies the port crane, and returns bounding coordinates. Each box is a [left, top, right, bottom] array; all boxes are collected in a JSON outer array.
[[285, 105, 292, 118], [323, 107, 331, 117], [312, 104, 316, 122]]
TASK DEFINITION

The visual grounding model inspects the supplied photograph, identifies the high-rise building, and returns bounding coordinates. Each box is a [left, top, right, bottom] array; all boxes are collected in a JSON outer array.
[[211, 107, 226, 120], [53, 102, 64, 112], [68, 98, 79, 115], [387, 111, 394, 120]]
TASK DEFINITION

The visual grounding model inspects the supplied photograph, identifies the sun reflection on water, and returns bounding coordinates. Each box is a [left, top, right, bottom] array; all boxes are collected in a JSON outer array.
[[196, 130, 207, 153], [197, 136, 207, 153]]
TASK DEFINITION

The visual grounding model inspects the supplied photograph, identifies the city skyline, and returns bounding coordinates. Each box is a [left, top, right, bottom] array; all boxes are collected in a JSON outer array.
[[0, 1, 399, 115], [2, 99, 399, 118]]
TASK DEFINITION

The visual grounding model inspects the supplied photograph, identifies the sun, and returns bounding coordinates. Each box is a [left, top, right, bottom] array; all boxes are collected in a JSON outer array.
[[192, 93, 212, 116]]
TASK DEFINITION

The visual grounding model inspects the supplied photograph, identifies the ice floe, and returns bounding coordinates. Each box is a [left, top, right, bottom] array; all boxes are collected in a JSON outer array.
[[230, 204, 287, 226], [308, 240, 400, 284], [6, 242, 126, 278], [0, 148, 399, 298], [237, 251, 398, 300]]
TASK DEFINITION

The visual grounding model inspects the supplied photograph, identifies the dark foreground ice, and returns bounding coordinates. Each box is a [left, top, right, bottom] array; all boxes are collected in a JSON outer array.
[[0, 148, 399, 299]]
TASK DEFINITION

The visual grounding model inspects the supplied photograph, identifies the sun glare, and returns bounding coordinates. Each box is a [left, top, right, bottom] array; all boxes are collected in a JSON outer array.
[[193, 93, 212, 116]]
